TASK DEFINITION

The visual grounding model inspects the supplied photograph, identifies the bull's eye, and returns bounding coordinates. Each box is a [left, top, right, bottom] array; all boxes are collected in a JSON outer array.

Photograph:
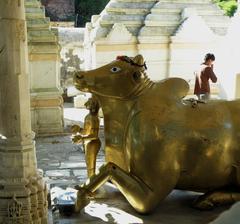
[[110, 67, 121, 73]]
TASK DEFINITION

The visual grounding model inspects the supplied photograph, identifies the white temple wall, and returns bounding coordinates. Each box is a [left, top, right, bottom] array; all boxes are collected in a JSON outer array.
[[91, 41, 221, 84], [168, 42, 218, 80], [94, 43, 139, 68], [215, 10, 240, 100], [84, 43, 93, 70], [138, 44, 169, 81]]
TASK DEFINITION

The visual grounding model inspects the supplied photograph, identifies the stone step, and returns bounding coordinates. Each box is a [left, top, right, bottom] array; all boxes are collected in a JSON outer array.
[[26, 18, 51, 30], [141, 21, 229, 36], [159, 0, 212, 3], [107, 2, 156, 9], [111, 3, 222, 16], [139, 26, 177, 36], [28, 30, 57, 43], [26, 12, 45, 19], [105, 2, 155, 15], [152, 6, 223, 16], [145, 13, 229, 26], [100, 14, 145, 26], [197, 9, 226, 16], [209, 27, 228, 36], [202, 15, 230, 23], [25, 0, 41, 8], [107, 8, 150, 15], [25, 6, 45, 14], [146, 13, 181, 22], [100, 19, 142, 27], [117, 0, 158, 2], [144, 21, 179, 26], [143, 23, 229, 36], [96, 23, 141, 36], [153, 2, 221, 11]]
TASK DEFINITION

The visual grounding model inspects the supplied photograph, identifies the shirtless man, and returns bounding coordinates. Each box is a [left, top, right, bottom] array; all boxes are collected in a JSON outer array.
[[71, 97, 101, 178]]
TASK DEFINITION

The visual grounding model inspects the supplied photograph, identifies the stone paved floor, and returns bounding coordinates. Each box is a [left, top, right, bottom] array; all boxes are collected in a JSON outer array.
[[35, 103, 234, 224]]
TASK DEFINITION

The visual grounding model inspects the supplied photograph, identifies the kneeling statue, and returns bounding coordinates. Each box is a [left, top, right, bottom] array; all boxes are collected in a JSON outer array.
[[73, 54, 240, 214]]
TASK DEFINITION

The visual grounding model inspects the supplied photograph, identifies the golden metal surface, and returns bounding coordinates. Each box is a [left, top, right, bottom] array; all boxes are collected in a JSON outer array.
[[73, 55, 240, 214], [71, 97, 101, 178]]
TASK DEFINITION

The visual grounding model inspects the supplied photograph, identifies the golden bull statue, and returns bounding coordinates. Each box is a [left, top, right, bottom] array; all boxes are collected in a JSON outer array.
[[73, 54, 240, 214]]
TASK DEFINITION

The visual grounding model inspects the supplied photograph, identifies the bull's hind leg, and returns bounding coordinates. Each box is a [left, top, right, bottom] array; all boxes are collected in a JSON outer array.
[[193, 190, 240, 210], [75, 162, 157, 214], [193, 166, 240, 210]]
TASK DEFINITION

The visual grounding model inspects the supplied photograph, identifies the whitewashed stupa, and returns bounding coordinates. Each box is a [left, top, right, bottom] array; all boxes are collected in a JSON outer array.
[[79, 0, 237, 98]]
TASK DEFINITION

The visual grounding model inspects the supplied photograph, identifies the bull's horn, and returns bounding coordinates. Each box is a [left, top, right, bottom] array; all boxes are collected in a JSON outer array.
[[133, 55, 144, 66]]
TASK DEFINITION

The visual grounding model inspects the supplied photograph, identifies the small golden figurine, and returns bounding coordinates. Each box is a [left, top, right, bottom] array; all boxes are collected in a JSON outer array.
[[71, 97, 101, 178]]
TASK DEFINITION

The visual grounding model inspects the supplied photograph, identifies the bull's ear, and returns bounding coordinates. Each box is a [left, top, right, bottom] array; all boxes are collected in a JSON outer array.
[[132, 55, 144, 66], [160, 78, 189, 99]]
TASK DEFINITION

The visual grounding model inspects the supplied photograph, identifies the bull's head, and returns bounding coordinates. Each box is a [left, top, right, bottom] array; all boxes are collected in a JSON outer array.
[[74, 55, 151, 99]]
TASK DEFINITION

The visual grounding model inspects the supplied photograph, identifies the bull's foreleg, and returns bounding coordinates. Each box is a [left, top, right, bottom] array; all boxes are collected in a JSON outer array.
[[75, 162, 156, 214], [193, 190, 240, 210]]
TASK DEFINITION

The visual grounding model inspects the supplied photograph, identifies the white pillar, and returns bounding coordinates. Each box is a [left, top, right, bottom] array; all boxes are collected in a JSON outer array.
[[0, 0, 48, 223]]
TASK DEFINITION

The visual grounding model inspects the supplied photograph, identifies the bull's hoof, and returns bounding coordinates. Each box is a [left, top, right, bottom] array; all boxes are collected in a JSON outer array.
[[192, 198, 214, 210], [74, 188, 91, 213]]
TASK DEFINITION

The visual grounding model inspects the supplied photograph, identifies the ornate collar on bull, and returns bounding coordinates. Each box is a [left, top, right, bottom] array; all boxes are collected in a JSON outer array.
[[74, 55, 154, 100]]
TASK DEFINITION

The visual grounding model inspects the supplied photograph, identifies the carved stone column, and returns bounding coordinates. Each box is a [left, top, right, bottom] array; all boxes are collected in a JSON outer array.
[[25, 0, 64, 135], [0, 1, 48, 223]]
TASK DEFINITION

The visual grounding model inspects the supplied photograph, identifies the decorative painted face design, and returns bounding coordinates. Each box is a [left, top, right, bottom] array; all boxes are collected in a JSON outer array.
[[74, 55, 147, 98]]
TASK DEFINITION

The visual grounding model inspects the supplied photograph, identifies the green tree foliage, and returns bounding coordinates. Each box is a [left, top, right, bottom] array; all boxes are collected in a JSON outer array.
[[75, 0, 110, 27], [214, 0, 238, 16]]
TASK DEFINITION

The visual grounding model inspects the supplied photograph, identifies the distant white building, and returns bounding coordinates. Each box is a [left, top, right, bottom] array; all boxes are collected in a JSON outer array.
[[56, 0, 240, 101]]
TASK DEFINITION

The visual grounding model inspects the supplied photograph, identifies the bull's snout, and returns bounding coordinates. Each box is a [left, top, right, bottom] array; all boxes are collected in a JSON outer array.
[[73, 71, 89, 91], [73, 71, 95, 92], [74, 72, 84, 80]]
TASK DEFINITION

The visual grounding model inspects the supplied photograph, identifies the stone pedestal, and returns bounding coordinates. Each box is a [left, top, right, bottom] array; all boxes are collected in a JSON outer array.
[[25, 0, 64, 135], [0, 1, 48, 223]]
